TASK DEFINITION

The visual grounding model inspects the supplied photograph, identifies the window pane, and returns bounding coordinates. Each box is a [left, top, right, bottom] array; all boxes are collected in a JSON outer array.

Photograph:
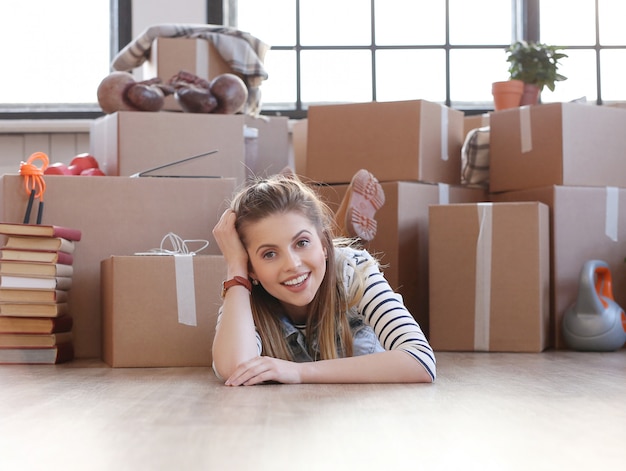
[[300, 50, 372, 103], [300, 0, 371, 46], [237, 0, 295, 46], [449, 0, 512, 45], [598, 0, 626, 45], [375, 0, 445, 46], [260, 50, 297, 107], [540, 49, 597, 103], [449, 49, 509, 105], [540, 0, 596, 45], [376, 49, 446, 102], [0, 0, 109, 106], [600, 49, 626, 101]]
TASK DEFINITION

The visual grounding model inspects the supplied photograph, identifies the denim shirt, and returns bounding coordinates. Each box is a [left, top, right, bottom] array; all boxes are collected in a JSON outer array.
[[279, 308, 385, 362]]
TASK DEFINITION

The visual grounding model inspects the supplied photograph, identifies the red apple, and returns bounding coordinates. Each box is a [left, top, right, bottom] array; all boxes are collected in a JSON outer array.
[[44, 162, 71, 175], [69, 153, 100, 173], [80, 168, 105, 176]]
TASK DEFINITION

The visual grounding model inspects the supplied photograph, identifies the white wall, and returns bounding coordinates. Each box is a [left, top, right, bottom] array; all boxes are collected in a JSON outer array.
[[132, 0, 207, 36]]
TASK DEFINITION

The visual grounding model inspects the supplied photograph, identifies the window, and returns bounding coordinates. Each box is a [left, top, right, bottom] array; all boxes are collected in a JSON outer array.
[[539, 0, 626, 104], [0, 0, 130, 119], [231, 0, 626, 117]]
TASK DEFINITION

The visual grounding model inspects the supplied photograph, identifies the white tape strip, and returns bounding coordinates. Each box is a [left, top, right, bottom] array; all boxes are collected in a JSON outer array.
[[174, 254, 197, 326], [438, 183, 450, 205], [519, 106, 533, 154], [475, 203, 493, 351], [440, 105, 449, 161], [605, 187, 619, 242]]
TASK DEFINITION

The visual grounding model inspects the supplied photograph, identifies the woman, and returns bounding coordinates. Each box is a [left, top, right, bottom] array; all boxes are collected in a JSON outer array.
[[212, 172, 435, 386]]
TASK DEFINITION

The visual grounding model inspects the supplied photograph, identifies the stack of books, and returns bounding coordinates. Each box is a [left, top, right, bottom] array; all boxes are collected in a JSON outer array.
[[0, 222, 81, 364]]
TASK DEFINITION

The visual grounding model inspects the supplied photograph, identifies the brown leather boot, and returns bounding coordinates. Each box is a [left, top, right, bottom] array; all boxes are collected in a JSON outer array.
[[334, 169, 385, 241]]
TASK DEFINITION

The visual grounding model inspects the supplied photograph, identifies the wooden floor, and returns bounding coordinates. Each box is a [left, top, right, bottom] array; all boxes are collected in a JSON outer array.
[[1, 351, 625, 471]]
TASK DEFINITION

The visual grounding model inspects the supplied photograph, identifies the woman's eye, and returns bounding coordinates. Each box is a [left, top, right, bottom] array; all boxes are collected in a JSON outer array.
[[296, 239, 310, 248], [262, 251, 276, 260]]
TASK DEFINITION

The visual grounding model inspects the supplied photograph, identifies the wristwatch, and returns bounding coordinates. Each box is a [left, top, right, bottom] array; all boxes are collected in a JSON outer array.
[[221, 276, 252, 298]]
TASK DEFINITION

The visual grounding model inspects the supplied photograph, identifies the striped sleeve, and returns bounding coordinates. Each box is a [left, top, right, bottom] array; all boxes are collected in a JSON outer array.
[[350, 250, 437, 381]]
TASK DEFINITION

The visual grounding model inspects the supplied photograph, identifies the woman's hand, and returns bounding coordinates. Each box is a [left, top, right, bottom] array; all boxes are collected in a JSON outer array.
[[212, 209, 249, 272], [224, 357, 303, 386]]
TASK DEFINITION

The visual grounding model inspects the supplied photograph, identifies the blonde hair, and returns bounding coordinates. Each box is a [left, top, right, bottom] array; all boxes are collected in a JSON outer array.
[[231, 174, 369, 360]]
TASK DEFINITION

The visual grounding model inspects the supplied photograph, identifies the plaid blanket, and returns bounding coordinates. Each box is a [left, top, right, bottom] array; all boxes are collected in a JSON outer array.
[[461, 126, 490, 188], [111, 24, 270, 115]]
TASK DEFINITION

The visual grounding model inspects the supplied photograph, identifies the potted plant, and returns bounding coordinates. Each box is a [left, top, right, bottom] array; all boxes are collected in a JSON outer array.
[[505, 40, 568, 106]]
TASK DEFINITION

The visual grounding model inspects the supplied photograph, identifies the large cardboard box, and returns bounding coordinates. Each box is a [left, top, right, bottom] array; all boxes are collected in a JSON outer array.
[[490, 103, 626, 193], [142, 37, 234, 112], [305, 100, 464, 185], [493, 185, 626, 349], [90, 111, 247, 184], [429, 202, 550, 352], [102, 255, 226, 367], [0, 175, 236, 359], [315, 181, 488, 335]]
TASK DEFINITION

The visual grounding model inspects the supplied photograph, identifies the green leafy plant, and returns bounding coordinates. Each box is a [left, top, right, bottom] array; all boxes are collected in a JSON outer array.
[[506, 41, 568, 92]]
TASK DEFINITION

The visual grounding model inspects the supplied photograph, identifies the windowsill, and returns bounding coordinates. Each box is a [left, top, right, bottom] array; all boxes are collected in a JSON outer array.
[[0, 119, 93, 134]]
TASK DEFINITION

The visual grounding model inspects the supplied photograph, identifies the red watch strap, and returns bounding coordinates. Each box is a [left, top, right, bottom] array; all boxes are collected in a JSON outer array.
[[221, 276, 252, 297]]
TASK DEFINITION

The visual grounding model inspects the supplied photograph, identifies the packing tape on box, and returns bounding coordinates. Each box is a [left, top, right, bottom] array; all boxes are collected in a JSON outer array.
[[440, 105, 449, 161], [174, 254, 197, 326], [606, 186, 619, 242], [519, 106, 533, 153], [474, 203, 493, 351], [438, 183, 450, 205]]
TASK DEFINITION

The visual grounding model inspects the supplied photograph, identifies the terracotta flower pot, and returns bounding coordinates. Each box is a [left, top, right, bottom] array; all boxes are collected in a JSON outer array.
[[520, 83, 541, 106], [492, 79, 524, 111]]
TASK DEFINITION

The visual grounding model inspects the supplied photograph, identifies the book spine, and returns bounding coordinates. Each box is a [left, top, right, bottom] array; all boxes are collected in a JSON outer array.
[[52, 226, 82, 242]]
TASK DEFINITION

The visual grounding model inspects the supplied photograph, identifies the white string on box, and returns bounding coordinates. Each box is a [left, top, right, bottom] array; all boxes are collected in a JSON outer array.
[[133, 232, 209, 327], [134, 232, 209, 256]]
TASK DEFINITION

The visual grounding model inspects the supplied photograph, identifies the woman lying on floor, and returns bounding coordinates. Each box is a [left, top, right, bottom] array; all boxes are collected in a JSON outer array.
[[211, 170, 435, 386]]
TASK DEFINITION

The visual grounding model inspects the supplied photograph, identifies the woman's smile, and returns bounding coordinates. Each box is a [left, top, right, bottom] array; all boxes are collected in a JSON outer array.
[[282, 272, 310, 288]]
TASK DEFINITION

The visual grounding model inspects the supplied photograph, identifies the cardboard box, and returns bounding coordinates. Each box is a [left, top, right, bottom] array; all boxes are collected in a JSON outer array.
[[492, 185, 626, 349], [0, 175, 236, 359], [291, 118, 308, 176], [463, 113, 490, 139], [490, 103, 626, 193], [244, 115, 290, 179], [305, 100, 464, 185], [429, 202, 550, 352], [102, 255, 226, 367], [90, 111, 247, 184], [315, 181, 488, 335], [142, 37, 234, 112]]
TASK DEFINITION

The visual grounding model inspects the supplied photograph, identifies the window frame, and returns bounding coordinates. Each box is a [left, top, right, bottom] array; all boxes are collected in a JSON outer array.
[[215, 0, 620, 118]]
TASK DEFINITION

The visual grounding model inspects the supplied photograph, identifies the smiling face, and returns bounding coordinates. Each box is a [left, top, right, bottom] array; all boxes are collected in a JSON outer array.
[[243, 210, 328, 323]]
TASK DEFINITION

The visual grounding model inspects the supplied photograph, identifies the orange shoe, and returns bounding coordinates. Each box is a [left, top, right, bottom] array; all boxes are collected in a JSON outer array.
[[336, 169, 385, 241]]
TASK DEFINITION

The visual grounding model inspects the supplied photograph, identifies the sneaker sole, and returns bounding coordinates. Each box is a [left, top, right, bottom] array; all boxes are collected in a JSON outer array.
[[345, 169, 385, 241]]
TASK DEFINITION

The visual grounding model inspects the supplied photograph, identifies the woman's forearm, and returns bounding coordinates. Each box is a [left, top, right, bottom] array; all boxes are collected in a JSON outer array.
[[212, 286, 259, 378], [299, 350, 433, 384]]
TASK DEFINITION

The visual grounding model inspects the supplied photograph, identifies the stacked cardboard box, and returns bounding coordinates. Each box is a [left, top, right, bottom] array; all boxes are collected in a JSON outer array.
[[90, 111, 290, 185], [428, 202, 550, 352], [101, 255, 226, 367], [489, 103, 626, 349]]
